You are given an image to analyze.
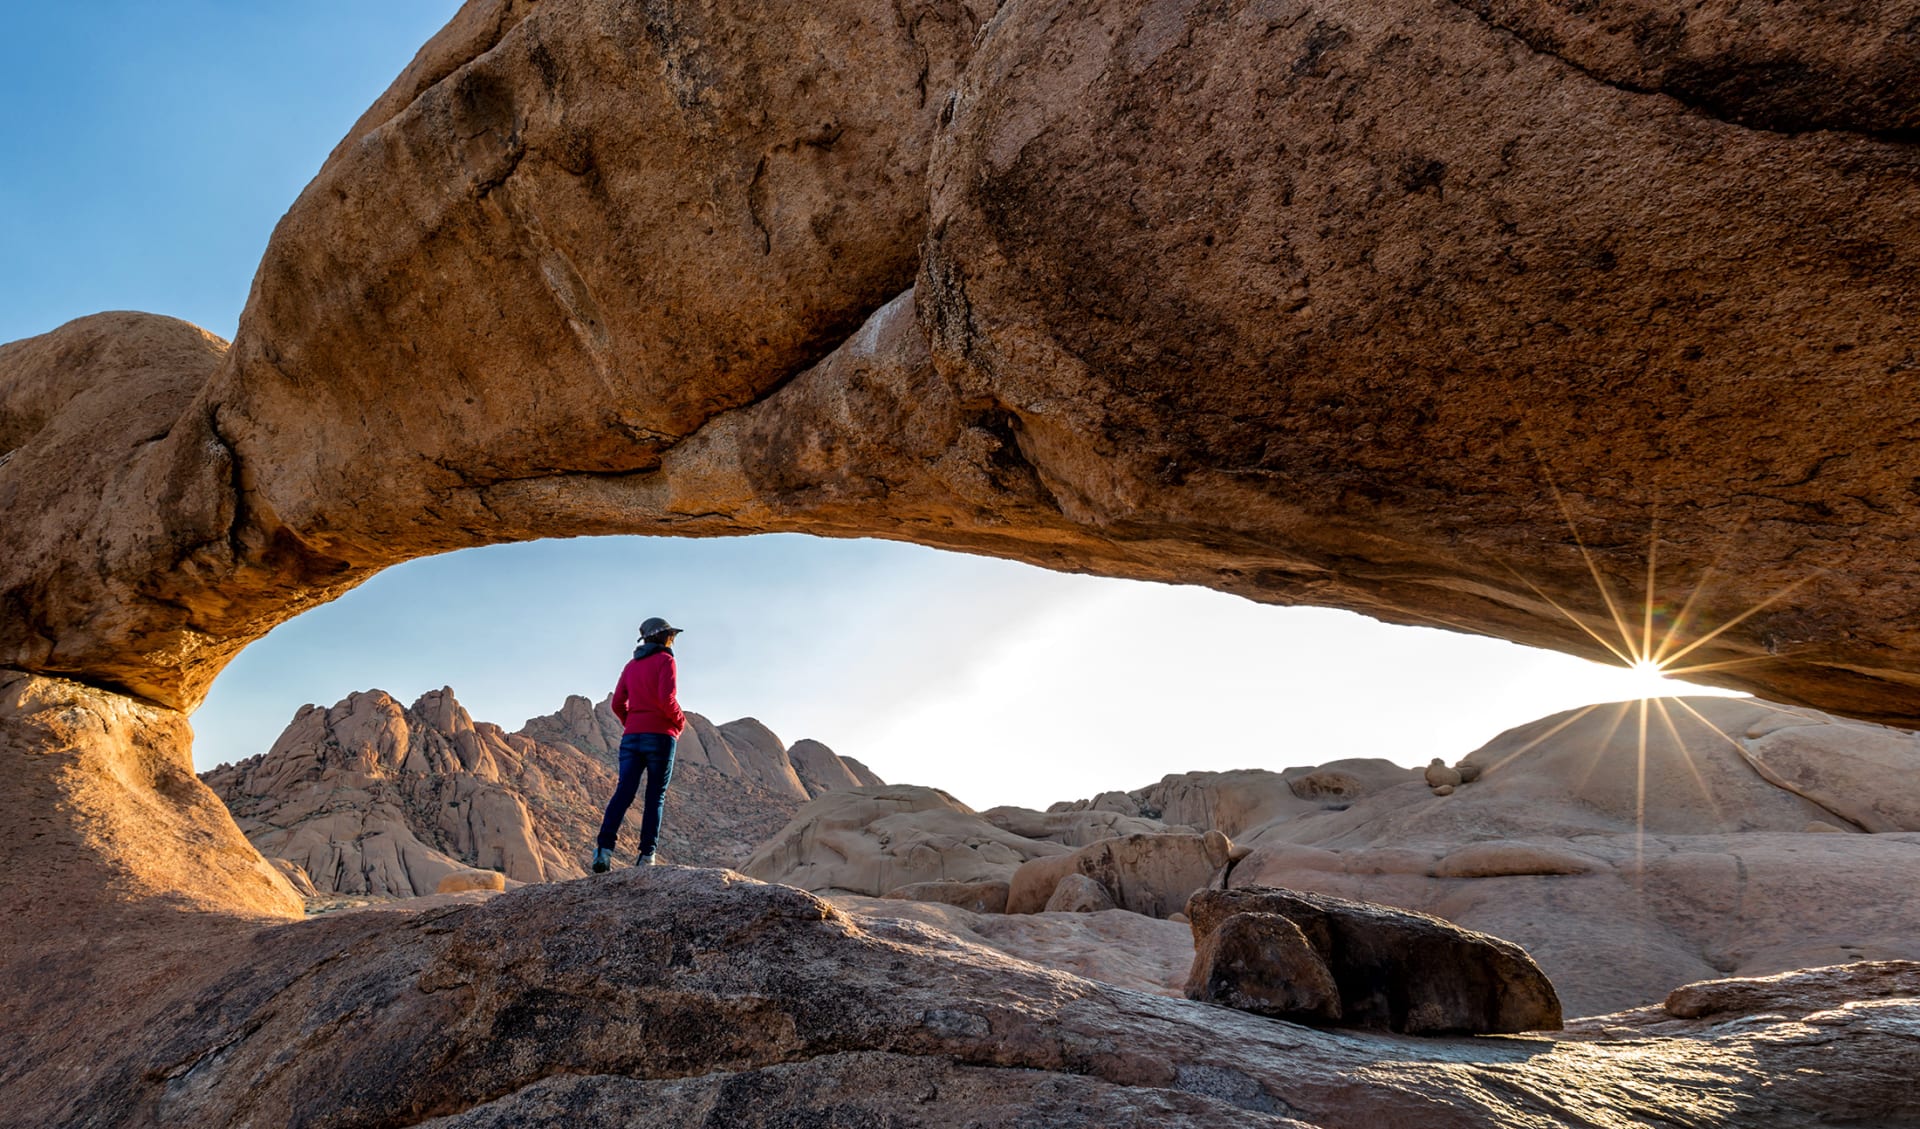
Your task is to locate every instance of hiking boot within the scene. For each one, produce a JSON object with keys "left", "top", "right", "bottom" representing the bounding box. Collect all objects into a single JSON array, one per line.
[
  {"left": 637, "top": 852, "right": 657, "bottom": 867},
  {"left": 591, "top": 847, "right": 613, "bottom": 874}
]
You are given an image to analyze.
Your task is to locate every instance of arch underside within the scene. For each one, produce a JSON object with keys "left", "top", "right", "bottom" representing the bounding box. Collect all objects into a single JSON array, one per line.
[
  {"left": 5, "top": 0, "right": 1917, "bottom": 731},
  {"left": 1, "top": 1, "right": 1918, "bottom": 1120}
]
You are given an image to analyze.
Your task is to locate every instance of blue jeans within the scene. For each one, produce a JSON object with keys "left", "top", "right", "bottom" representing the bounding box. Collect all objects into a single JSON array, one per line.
[{"left": 595, "top": 732, "right": 676, "bottom": 856}]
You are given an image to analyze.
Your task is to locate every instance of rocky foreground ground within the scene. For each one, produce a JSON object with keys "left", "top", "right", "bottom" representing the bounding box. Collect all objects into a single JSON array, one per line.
[
  {"left": 110, "top": 685, "right": 1913, "bottom": 1126},
  {"left": 15, "top": 859, "right": 1920, "bottom": 1129}
]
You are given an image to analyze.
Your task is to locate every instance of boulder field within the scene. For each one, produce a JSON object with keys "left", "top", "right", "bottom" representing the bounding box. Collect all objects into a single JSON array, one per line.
[
  {"left": 733, "top": 693, "right": 1920, "bottom": 1022},
  {"left": 1032, "top": 696, "right": 1920, "bottom": 1015},
  {"left": 10, "top": 851, "right": 1920, "bottom": 1128},
  {"left": 4, "top": 0, "right": 1919, "bottom": 1123}
]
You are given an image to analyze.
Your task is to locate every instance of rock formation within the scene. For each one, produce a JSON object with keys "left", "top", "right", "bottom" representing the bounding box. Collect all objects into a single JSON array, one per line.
[
  {"left": 836, "top": 890, "right": 1198, "bottom": 997},
  {"left": 12, "top": 864, "right": 1920, "bottom": 1129},
  {"left": 881, "top": 879, "right": 1012, "bottom": 915},
  {"left": 1019, "top": 695, "right": 1920, "bottom": 1016},
  {"left": 742, "top": 785, "right": 1070, "bottom": 895},
  {"left": 1225, "top": 697, "right": 1920, "bottom": 1014},
  {"left": 1007, "top": 830, "right": 1236, "bottom": 917},
  {"left": 204, "top": 687, "right": 879, "bottom": 896},
  {"left": 731, "top": 691, "right": 1920, "bottom": 1021},
  {"left": 1187, "top": 887, "right": 1563, "bottom": 1035},
  {"left": 5, "top": 0, "right": 1920, "bottom": 732},
  {"left": 983, "top": 804, "right": 1178, "bottom": 846},
  {"left": 1661, "top": 960, "right": 1920, "bottom": 1022},
  {"left": 1050, "top": 761, "right": 1419, "bottom": 839},
  {"left": 751, "top": 788, "right": 1240, "bottom": 922},
  {"left": 435, "top": 869, "right": 507, "bottom": 895},
  {"left": 1186, "top": 911, "right": 1344, "bottom": 1024},
  {"left": 205, "top": 689, "right": 556, "bottom": 896},
  {"left": 6, "top": 0, "right": 1920, "bottom": 1122},
  {"left": 1044, "top": 872, "right": 1120, "bottom": 913}
]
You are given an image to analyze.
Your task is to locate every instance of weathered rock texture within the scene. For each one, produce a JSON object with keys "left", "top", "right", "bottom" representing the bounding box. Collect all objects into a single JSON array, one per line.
[
  {"left": 204, "top": 687, "right": 878, "bottom": 895},
  {"left": 206, "top": 689, "right": 556, "bottom": 895},
  {"left": 10, "top": 864, "right": 1920, "bottom": 1129},
  {"left": 1051, "top": 761, "right": 1419, "bottom": 839},
  {"left": 882, "top": 878, "right": 1012, "bottom": 914},
  {"left": 0, "top": 0, "right": 1002, "bottom": 711},
  {"left": 834, "top": 892, "right": 1198, "bottom": 997},
  {"left": 1187, "top": 887, "right": 1563, "bottom": 1035},
  {"left": 1007, "top": 830, "right": 1234, "bottom": 917},
  {"left": 1186, "top": 911, "right": 1343, "bottom": 1023},
  {"left": 4, "top": 0, "right": 1920, "bottom": 731},
  {"left": 742, "top": 785, "right": 1069, "bottom": 895},
  {"left": 0, "top": 672, "right": 303, "bottom": 931},
  {"left": 1662, "top": 959, "right": 1920, "bottom": 1022},
  {"left": 917, "top": 0, "right": 1920, "bottom": 725},
  {"left": 1044, "top": 872, "right": 1120, "bottom": 913}
]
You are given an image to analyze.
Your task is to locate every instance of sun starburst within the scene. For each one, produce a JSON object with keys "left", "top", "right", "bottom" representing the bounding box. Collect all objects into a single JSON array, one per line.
[{"left": 1468, "top": 456, "right": 1827, "bottom": 871}]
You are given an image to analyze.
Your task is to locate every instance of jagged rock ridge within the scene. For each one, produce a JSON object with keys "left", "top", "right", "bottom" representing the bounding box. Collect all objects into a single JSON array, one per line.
[{"left": 204, "top": 686, "right": 881, "bottom": 897}]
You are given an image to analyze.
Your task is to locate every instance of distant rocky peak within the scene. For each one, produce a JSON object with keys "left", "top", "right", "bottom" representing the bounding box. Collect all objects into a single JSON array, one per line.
[
  {"left": 207, "top": 683, "right": 887, "bottom": 900},
  {"left": 516, "top": 698, "right": 878, "bottom": 804},
  {"left": 411, "top": 686, "right": 475, "bottom": 737},
  {"left": 517, "top": 694, "right": 623, "bottom": 762}
]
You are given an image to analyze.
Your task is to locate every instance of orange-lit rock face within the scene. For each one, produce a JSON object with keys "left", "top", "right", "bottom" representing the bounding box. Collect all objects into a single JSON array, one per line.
[{"left": 0, "top": 0, "right": 998, "bottom": 710}]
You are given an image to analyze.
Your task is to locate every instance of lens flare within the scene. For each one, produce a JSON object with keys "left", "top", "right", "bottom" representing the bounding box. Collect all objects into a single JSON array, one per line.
[{"left": 1471, "top": 432, "right": 1827, "bottom": 876}]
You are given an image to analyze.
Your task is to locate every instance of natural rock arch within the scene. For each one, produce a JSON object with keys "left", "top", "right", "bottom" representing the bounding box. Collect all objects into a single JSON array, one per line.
[
  {"left": 5, "top": 0, "right": 1918, "bottom": 733},
  {"left": 4, "top": 0, "right": 1917, "bottom": 933},
  {"left": 0, "top": 0, "right": 1915, "bottom": 929}
]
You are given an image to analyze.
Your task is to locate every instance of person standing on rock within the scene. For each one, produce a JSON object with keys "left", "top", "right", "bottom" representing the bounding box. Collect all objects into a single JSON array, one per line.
[{"left": 592, "top": 617, "right": 688, "bottom": 872}]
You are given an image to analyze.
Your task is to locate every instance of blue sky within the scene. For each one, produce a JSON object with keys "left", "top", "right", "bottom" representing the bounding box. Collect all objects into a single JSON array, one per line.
[{"left": 3, "top": 4, "right": 1734, "bottom": 810}]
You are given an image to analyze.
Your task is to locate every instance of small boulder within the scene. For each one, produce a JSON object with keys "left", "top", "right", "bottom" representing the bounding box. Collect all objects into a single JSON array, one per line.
[
  {"left": 1045, "top": 873, "right": 1117, "bottom": 913},
  {"left": 1288, "top": 769, "right": 1365, "bottom": 802},
  {"left": 1187, "top": 886, "right": 1562, "bottom": 1035},
  {"left": 1008, "top": 832, "right": 1228, "bottom": 917},
  {"left": 1424, "top": 758, "right": 1463, "bottom": 789},
  {"left": 1432, "top": 784, "right": 1456, "bottom": 797},
  {"left": 436, "top": 869, "right": 506, "bottom": 894},
  {"left": 1186, "top": 911, "right": 1342, "bottom": 1022},
  {"left": 883, "top": 879, "right": 1010, "bottom": 914}
]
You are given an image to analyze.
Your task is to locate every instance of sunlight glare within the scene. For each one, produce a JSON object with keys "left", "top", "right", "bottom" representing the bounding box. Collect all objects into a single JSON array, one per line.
[{"left": 1624, "top": 657, "right": 1673, "bottom": 700}]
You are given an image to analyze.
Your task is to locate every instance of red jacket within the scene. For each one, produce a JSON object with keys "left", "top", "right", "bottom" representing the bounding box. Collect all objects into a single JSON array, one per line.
[{"left": 612, "top": 650, "right": 686, "bottom": 737}]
